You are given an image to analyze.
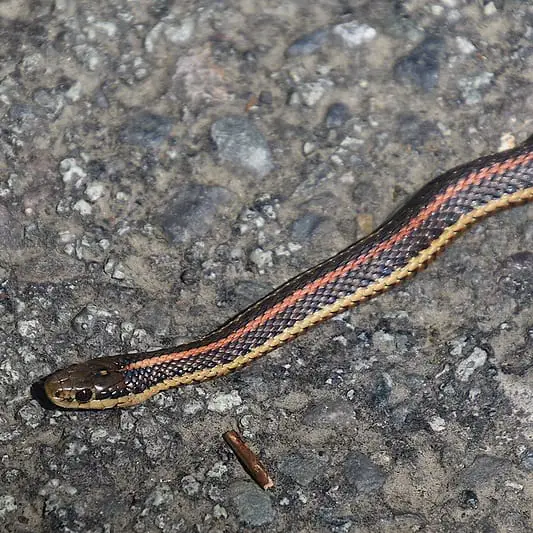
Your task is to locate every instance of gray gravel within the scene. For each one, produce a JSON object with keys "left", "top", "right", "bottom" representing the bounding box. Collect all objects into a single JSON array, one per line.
[
  {"left": 343, "top": 452, "right": 386, "bottom": 495},
  {"left": 1, "top": 1, "right": 533, "bottom": 532},
  {"left": 394, "top": 36, "right": 445, "bottom": 91},
  {"left": 211, "top": 115, "right": 274, "bottom": 178},
  {"left": 158, "top": 182, "right": 235, "bottom": 243},
  {"left": 119, "top": 112, "right": 174, "bottom": 148},
  {"left": 286, "top": 28, "right": 330, "bottom": 58},
  {"left": 325, "top": 102, "right": 352, "bottom": 129}
]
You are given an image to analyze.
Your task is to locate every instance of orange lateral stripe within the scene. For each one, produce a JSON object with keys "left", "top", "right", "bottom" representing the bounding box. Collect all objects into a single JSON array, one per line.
[{"left": 126, "top": 150, "right": 533, "bottom": 370}]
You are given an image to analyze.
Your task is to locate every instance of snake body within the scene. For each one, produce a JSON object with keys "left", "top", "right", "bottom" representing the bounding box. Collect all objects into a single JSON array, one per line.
[{"left": 45, "top": 135, "right": 533, "bottom": 409}]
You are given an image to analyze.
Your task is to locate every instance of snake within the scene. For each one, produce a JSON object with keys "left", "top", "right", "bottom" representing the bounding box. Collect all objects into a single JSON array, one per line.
[{"left": 44, "top": 134, "right": 533, "bottom": 409}]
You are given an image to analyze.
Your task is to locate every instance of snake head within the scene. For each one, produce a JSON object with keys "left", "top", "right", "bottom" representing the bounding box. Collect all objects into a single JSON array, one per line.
[{"left": 44, "top": 356, "right": 131, "bottom": 409}]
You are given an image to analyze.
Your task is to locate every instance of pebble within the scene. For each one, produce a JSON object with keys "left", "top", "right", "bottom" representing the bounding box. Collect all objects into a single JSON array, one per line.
[
  {"left": 207, "top": 391, "right": 242, "bottom": 413},
  {"left": 181, "top": 475, "right": 200, "bottom": 496},
  {"left": 17, "top": 402, "right": 43, "bottom": 429},
  {"left": 286, "top": 28, "right": 329, "bottom": 56},
  {"left": 182, "top": 400, "right": 204, "bottom": 416},
  {"left": 206, "top": 462, "right": 228, "bottom": 479},
  {"left": 119, "top": 112, "right": 173, "bottom": 147},
  {"left": 225, "top": 280, "right": 272, "bottom": 308},
  {"left": 461, "top": 490, "right": 479, "bottom": 509},
  {"left": 103, "top": 258, "right": 126, "bottom": 280},
  {"left": 396, "top": 114, "right": 440, "bottom": 148},
  {"left": 332, "top": 21, "right": 377, "bottom": 48},
  {"left": 357, "top": 213, "right": 374, "bottom": 234},
  {"left": 173, "top": 48, "right": 229, "bottom": 105},
  {"left": 498, "top": 251, "right": 533, "bottom": 301},
  {"left": 343, "top": 452, "right": 386, "bottom": 493},
  {"left": 73, "top": 43, "right": 102, "bottom": 71},
  {"left": 85, "top": 182, "right": 104, "bottom": 202},
  {"left": 290, "top": 213, "right": 326, "bottom": 241},
  {"left": 461, "top": 455, "right": 509, "bottom": 484},
  {"left": 0, "top": 495, "right": 16, "bottom": 517},
  {"left": 145, "top": 16, "right": 195, "bottom": 53},
  {"left": 17, "top": 319, "right": 43, "bottom": 338},
  {"left": 484, "top": 2, "right": 498, "bottom": 15},
  {"left": 521, "top": 450, "right": 533, "bottom": 471},
  {"left": 180, "top": 269, "right": 199, "bottom": 286},
  {"left": 87, "top": 159, "right": 107, "bottom": 181},
  {"left": 144, "top": 484, "right": 174, "bottom": 509},
  {"left": 458, "top": 72, "right": 494, "bottom": 105},
  {"left": 230, "top": 482, "right": 275, "bottom": 527},
  {"left": 158, "top": 182, "right": 234, "bottom": 244},
  {"left": 455, "top": 347, "right": 487, "bottom": 382},
  {"left": 258, "top": 90, "right": 272, "bottom": 105},
  {"left": 164, "top": 17, "right": 196, "bottom": 44},
  {"left": 8, "top": 104, "right": 42, "bottom": 136},
  {"left": 206, "top": 484, "right": 223, "bottom": 502},
  {"left": 302, "top": 141, "right": 315, "bottom": 155},
  {"left": 456, "top": 36, "right": 476, "bottom": 55},
  {"left": 90, "top": 428, "right": 114, "bottom": 446},
  {"left": 136, "top": 419, "right": 176, "bottom": 461},
  {"left": 71, "top": 305, "right": 98, "bottom": 335},
  {"left": 280, "top": 453, "right": 323, "bottom": 486},
  {"left": 211, "top": 116, "right": 273, "bottom": 178},
  {"left": 303, "top": 400, "right": 354, "bottom": 427},
  {"left": 93, "top": 87, "right": 109, "bottom": 108},
  {"left": 60, "top": 158, "right": 87, "bottom": 186},
  {"left": 372, "top": 329, "right": 410, "bottom": 356},
  {"left": 33, "top": 87, "right": 64, "bottom": 118},
  {"left": 394, "top": 36, "right": 445, "bottom": 91},
  {"left": 428, "top": 416, "right": 446, "bottom": 432},
  {"left": 213, "top": 504, "right": 228, "bottom": 519},
  {"left": 504, "top": 480, "right": 523, "bottom": 492},
  {"left": 73, "top": 199, "right": 92, "bottom": 216},
  {"left": 249, "top": 248, "right": 273, "bottom": 271},
  {"left": 371, "top": 373, "right": 393, "bottom": 408},
  {"left": 325, "top": 102, "right": 351, "bottom": 128},
  {"left": 296, "top": 81, "right": 332, "bottom": 107}
]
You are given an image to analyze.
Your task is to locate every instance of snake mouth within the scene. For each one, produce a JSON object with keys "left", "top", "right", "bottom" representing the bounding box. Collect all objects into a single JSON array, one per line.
[{"left": 43, "top": 375, "right": 126, "bottom": 409}]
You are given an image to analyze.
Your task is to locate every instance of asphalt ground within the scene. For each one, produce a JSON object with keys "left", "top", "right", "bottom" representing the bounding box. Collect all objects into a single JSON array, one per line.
[{"left": 0, "top": 1, "right": 532, "bottom": 532}]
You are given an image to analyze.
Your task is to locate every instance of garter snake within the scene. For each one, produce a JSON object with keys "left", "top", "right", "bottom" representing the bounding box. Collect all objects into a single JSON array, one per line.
[{"left": 44, "top": 135, "right": 533, "bottom": 409}]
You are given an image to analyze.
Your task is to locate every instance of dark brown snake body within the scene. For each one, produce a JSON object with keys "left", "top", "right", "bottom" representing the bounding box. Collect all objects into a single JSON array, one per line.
[{"left": 44, "top": 135, "right": 533, "bottom": 409}]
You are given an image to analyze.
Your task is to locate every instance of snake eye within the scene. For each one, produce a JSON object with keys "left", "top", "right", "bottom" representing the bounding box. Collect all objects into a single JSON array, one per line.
[{"left": 75, "top": 388, "right": 93, "bottom": 403}]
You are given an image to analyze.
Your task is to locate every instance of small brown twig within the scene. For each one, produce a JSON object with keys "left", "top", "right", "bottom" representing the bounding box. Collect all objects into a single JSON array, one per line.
[{"left": 223, "top": 430, "right": 274, "bottom": 490}]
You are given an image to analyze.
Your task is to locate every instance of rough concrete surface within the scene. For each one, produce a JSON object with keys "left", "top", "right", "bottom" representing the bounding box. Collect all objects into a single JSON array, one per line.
[{"left": 0, "top": 1, "right": 532, "bottom": 532}]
